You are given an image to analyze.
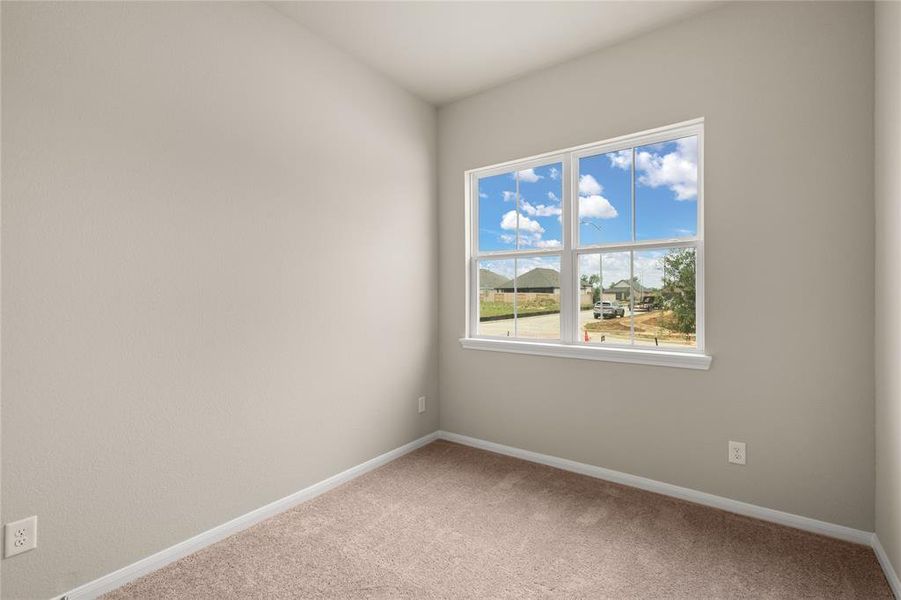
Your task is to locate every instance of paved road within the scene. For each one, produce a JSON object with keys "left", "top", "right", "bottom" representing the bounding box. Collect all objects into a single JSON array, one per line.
[
  {"left": 478, "top": 308, "right": 693, "bottom": 348},
  {"left": 480, "top": 309, "right": 620, "bottom": 339}
]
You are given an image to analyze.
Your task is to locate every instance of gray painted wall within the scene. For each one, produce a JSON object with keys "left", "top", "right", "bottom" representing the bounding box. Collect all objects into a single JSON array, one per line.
[
  {"left": 876, "top": 0, "right": 901, "bottom": 582},
  {"left": 438, "top": 1, "right": 875, "bottom": 531},
  {"left": 1, "top": 3, "right": 437, "bottom": 598}
]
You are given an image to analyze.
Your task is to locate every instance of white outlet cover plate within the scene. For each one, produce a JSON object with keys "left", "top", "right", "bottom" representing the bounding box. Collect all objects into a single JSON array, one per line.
[
  {"left": 418, "top": 396, "right": 426, "bottom": 413},
  {"left": 728, "top": 441, "right": 747, "bottom": 465},
  {"left": 5, "top": 515, "right": 37, "bottom": 557}
]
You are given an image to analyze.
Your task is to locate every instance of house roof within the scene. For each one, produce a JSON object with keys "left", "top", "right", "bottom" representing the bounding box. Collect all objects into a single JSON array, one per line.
[
  {"left": 498, "top": 267, "right": 560, "bottom": 290},
  {"left": 607, "top": 278, "right": 650, "bottom": 293},
  {"left": 479, "top": 269, "right": 510, "bottom": 290}
]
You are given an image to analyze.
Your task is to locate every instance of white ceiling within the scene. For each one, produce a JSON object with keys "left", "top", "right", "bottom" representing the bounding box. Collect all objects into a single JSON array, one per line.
[{"left": 270, "top": 1, "right": 719, "bottom": 105}]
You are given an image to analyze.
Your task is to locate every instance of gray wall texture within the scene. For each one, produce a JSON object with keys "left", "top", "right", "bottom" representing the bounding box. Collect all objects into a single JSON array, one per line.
[
  {"left": 438, "top": 1, "right": 875, "bottom": 532},
  {"left": 875, "top": 0, "right": 901, "bottom": 584},
  {"left": 1, "top": 3, "right": 437, "bottom": 598}
]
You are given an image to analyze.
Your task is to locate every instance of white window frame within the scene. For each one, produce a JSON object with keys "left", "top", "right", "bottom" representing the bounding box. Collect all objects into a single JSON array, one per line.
[{"left": 461, "top": 118, "right": 711, "bottom": 370}]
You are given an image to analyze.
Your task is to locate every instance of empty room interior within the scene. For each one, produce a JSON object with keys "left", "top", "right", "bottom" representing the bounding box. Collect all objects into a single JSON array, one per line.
[{"left": 2, "top": 1, "right": 901, "bottom": 598}]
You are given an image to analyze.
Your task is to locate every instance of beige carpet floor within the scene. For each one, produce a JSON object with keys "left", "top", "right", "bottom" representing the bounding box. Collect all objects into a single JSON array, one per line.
[{"left": 104, "top": 440, "right": 892, "bottom": 599}]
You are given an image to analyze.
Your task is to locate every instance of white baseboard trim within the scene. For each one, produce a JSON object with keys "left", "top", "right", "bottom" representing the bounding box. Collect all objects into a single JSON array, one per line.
[
  {"left": 873, "top": 534, "right": 901, "bottom": 599},
  {"left": 59, "top": 431, "right": 440, "bottom": 600},
  {"left": 437, "top": 430, "right": 873, "bottom": 546},
  {"left": 440, "top": 430, "right": 901, "bottom": 596},
  {"left": 57, "top": 429, "right": 898, "bottom": 600}
]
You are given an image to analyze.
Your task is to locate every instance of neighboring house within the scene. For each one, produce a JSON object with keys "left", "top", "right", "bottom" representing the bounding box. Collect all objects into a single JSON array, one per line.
[
  {"left": 606, "top": 278, "right": 656, "bottom": 303},
  {"left": 496, "top": 267, "right": 560, "bottom": 293},
  {"left": 479, "top": 269, "right": 509, "bottom": 290},
  {"left": 486, "top": 269, "right": 650, "bottom": 303},
  {"left": 580, "top": 281, "right": 614, "bottom": 307},
  {"left": 580, "top": 282, "right": 594, "bottom": 308}
]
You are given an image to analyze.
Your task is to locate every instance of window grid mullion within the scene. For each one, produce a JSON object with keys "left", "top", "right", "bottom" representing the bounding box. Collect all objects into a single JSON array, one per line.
[
  {"left": 631, "top": 147, "right": 636, "bottom": 242},
  {"left": 560, "top": 154, "right": 573, "bottom": 344},
  {"left": 469, "top": 119, "right": 703, "bottom": 353},
  {"left": 515, "top": 172, "right": 520, "bottom": 251},
  {"left": 513, "top": 258, "right": 518, "bottom": 338},
  {"left": 629, "top": 251, "right": 635, "bottom": 345},
  {"left": 629, "top": 147, "right": 636, "bottom": 345}
]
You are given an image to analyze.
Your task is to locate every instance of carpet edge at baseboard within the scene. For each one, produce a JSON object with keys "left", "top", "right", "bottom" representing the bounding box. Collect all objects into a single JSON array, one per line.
[
  {"left": 59, "top": 429, "right": 893, "bottom": 600},
  {"left": 437, "top": 430, "right": 873, "bottom": 545},
  {"left": 57, "top": 431, "right": 441, "bottom": 600}
]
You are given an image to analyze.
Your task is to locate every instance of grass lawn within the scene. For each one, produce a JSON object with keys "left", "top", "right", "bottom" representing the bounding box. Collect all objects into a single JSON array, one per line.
[{"left": 479, "top": 298, "right": 560, "bottom": 320}]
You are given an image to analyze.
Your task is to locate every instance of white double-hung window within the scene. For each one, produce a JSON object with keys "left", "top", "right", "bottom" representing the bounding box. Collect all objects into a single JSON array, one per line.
[{"left": 462, "top": 119, "right": 711, "bottom": 369}]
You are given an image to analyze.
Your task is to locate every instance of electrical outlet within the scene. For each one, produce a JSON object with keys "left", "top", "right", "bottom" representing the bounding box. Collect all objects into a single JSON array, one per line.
[
  {"left": 5, "top": 516, "right": 37, "bottom": 557},
  {"left": 418, "top": 396, "right": 426, "bottom": 414},
  {"left": 728, "top": 441, "right": 747, "bottom": 465}
]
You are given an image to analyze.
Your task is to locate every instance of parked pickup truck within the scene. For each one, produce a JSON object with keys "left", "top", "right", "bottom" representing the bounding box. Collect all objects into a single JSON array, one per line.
[
  {"left": 593, "top": 301, "right": 625, "bottom": 319},
  {"left": 635, "top": 297, "right": 657, "bottom": 312}
]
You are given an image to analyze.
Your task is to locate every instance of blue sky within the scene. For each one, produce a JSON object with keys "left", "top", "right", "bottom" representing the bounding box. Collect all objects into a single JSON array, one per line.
[
  {"left": 633, "top": 137, "right": 698, "bottom": 240},
  {"left": 578, "top": 153, "right": 631, "bottom": 245},
  {"left": 477, "top": 136, "right": 698, "bottom": 252},
  {"left": 478, "top": 163, "right": 563, "bottom": 252},
  {"left": 578, "top": 136, "right": 698, "bottom": 243}
]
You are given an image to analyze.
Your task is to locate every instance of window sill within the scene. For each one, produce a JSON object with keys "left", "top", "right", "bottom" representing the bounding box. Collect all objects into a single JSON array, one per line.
[{"left": 459, "top": 337, "right": 712, "bottom": 370}]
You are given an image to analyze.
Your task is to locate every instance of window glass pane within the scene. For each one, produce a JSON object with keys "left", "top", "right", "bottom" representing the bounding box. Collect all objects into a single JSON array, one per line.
[
  {"left": 578, "top": 150, "right": 632, "bottom": 246},
  {"left": 514, "top": 256, "right": 561, "bottom": 340},
  {"left": 473, "top": 127, "right": 703, "bottom": 356},
  {"left": 633, "top": 248, "right": 697, "bottom": 348},
  {"left": 515, "top": 163, "right": 563, "bottom": 250},
  {"left": 478, "top": 172, "right": 517, "bottom": 252},
  {"left": 579, "top": 252, "right": 632, "bottom": 345},
  {"left": 478, "top": 163, "right": 563, "bottom": 253},
  {"left": 477, "top": 259, "right": 516, "bottom": 337},
  {"left": 635, "top": 136, "right": 698, "bottom": 241}
]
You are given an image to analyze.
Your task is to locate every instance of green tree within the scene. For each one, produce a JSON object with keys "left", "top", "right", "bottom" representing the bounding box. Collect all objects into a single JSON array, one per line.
[{"left": 661, "top": 248, "right": 696, "bottom": 335}]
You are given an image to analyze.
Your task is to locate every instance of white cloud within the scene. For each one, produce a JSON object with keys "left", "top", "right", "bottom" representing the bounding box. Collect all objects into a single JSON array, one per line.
[
  {"left": 479, "top": 192, "right": 488, "bottom": 198},
  {"left": 579, "top": 195, "right": 619, "bottom": 219},
  {"left": 635, "top": 137, "right": 698, "bottom": 200},
  {"left": 601, "top": 252, "right": 632, "bottom": 284},
  {"left": 516, "top": 168, "right": 543, "bottom": 183},
  {"left": 579, "top": 174, "right": 602, "bottom": 196},
  {"left": 480, "top": 259, "right": 515, "bottom": 279},
  {"left": 500, "top": 210, "right": 543, "bottom": 234},
  {"left": 579, "top": 251, "right": 665, "bottom": 289},
  {"left": 633, "top": 251, "right": 666, "bottom": 288},
  {"left": 548, "top": 167, "right": 560, "bottom": 180},
  {"left": 605, "top": 138, "right": 698, "bottom": 199},
  {"left": 500, "top": 211, "right": 518, "bottom": 231},
  {"left": 496, "top": 183, "right": 565, "bottom": 247},
  {"left": 577, "top": 174, "right": 618, "bottom": 220},
  {"left": 608, "top": 149, "right": 632, "bottom": 170},
  {"left": 517, "top": 255, "right": 560, "bottom": 273},
  {"left": 499, "top": 210, "right": 551, "bottom": 248},
  {"left": 676, "top": 137, "right": 697, "bottom": 161},
  {"left": 520, "top": 199, "right": 562, "bottom": 218},
  {"left": 513, "top": 232, "right": 546, "bottom": 248}
]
